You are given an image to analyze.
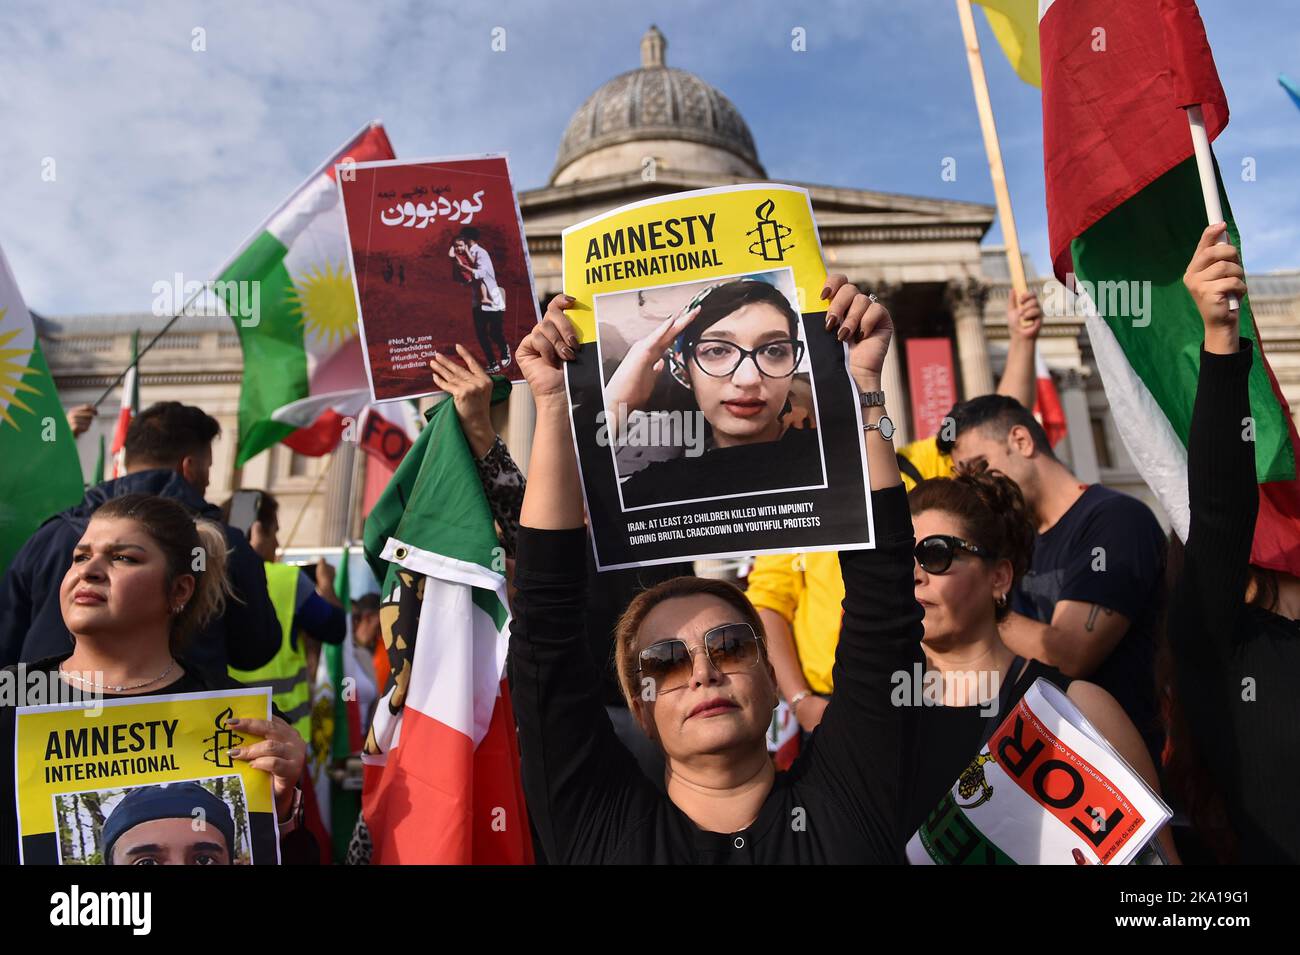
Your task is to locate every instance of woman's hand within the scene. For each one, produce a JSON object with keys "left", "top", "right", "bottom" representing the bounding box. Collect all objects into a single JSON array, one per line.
[
  {"left": 1184, "top": 222, "right": 1246, "bottom": 355},
  {"left": 516, "top": 294, "right": 582, "bottom": 409},
  {"left": 602, "top": 305, "right": 698, "bottom": 433},
  {"left": 430, "top": 344, "right": 496, "bottom": 458},
  {"left": 823, "top": 274, "right": 893, "bottom": 392},
  {"left": 226, "top": 716, "right": 307, "bottom": 821}
]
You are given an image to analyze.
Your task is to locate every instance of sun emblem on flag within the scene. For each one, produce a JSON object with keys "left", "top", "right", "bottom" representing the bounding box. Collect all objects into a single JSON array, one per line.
[
  {"left": 0, "top": 306, "right": 42, "bottom": 431},
  {"left": 289, "top": 261, "right": 359, "bottom": 347}
]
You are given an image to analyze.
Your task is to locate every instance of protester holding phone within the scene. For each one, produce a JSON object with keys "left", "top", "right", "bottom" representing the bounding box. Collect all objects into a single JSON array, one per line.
[
  {"left": 507, "top": 275, "right": 925, "bottom": 863},
  {"left": 220, "top": 490, "right": 347, "bottom": 741}
]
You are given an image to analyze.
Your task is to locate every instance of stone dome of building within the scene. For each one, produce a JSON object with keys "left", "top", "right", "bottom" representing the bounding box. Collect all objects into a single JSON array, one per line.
[{"left": 550, "top": 26, "right": 765, "bottom": 185}]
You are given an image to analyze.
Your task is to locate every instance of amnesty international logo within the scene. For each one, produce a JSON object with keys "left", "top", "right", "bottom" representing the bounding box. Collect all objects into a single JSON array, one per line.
[
  {"left": 747, "top": 199, "right": 794, "bottom": 262},
  {"left": 203, "top": 707, "right": 246, "bottom": 768}
]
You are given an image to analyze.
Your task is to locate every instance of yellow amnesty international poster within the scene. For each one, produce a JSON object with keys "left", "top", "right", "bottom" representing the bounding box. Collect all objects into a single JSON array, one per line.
[
  {"left": 562, "top": 183, "right": 874, "bottom": 570},
  {"left": 14, "top": 688, "right": 278, "bottom": 865}
]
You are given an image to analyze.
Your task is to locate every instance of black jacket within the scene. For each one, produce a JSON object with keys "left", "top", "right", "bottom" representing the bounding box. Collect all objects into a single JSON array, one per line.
[{"left": 0, "top": 469, "right": 280, "bottom": 680}]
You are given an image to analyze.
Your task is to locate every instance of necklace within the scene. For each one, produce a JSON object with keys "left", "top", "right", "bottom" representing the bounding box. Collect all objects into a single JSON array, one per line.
[{"left": 59, "top": 660, "right": 177, "bottom": 693}]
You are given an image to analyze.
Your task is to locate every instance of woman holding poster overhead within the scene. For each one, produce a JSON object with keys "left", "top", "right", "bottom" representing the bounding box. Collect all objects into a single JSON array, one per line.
[
  {"left": 0, "top": 494, "right": 309, "bottom": 865},
  {"left": 509, "top": 276, "right": 926, "bottom": 863},
  {"left": 603, "top": 277, "right": 823, "bottom": 508}
]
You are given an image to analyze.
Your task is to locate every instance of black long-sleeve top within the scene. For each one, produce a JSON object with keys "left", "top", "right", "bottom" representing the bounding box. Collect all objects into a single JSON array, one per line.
[
  {"left": 1170, "top": 341, "right": 1300, "bottom": 863},
  {"left": 508, "top": 485, "right": 925, "bottom": 864}
]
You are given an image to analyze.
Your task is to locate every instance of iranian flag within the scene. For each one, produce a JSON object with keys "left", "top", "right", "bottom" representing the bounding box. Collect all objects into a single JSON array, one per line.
[
  {"left": 0, "top": 243, "right": 83, "bottom": 576},
  {"left": 361, "top": 380, "right": 532, "bottom": 864},
  {"left": 219, "top": 121, "right": 395, "bottom": 466},
  {"left": 1042, "top": 0, "right": 1300, "bottom": 574},
  {"left": 1034, "top": 350, "right": 1067, "bottom": 448},
  {"left": 109, "top": 329, "right": 139, "bottom": 478}
]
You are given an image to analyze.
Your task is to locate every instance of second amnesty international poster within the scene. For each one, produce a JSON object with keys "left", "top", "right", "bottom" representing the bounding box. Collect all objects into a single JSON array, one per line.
[
  {"left": 563, "top": 184, "right": 874, "bottom": 570},
  {"left": 339, "top": 154, "right": 541, "bottom": 403},
  {"left": 14, "top": 688, "right": 279, "bottom": 865}
]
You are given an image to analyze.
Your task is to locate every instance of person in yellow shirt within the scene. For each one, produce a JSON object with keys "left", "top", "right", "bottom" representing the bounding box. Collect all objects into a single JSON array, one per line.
[{"left": 747, "top": 288, "right": 1044, "bottom": 731}]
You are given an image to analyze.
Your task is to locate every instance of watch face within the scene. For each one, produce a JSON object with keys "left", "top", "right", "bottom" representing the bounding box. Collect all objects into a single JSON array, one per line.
[{"left": 878, "top": 415, "right": 895, "bottom": 440}]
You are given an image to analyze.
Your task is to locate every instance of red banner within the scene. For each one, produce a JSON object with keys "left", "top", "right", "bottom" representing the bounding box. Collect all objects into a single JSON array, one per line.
[{"left": 905, "top": 338, "right": 958, "bottom": 440}]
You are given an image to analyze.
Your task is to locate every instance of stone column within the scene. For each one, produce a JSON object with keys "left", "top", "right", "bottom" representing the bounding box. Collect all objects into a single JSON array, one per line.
[
  {"left": 947, "top": 279, "right": 994, "bottom": 398},
  {"left": 321, "top": 439, "right": 357, "bottom": 545},
  {"left": 504, "top": 381, "right": 536, "bottom": 476},
  {"left": 1059, "top": 368, "right": 1100, "bottom": 484}
]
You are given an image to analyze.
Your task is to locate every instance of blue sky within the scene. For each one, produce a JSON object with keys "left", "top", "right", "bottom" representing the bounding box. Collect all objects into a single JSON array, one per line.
[{"left": 2, "top": 0, "right": 1297, "bottom": 315}]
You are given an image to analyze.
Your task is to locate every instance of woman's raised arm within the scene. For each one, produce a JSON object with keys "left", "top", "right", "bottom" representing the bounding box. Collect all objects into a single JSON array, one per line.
[{"left": 517, "top": 294, "right": 586, "bottom": 530}]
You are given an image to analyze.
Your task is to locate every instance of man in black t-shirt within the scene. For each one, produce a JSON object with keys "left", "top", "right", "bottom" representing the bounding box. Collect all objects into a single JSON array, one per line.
[{"left": 939, "top": 395, "right": 1166, "bottom": 762}]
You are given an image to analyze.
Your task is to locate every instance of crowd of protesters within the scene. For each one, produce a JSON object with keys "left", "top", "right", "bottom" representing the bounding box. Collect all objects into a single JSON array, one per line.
[{"left": 2, "top": 230, "right": 1296, "bottom": 865}]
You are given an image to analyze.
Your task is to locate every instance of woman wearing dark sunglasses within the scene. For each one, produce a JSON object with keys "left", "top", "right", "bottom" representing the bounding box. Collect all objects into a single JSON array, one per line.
[
  {"left": 606, "top": 278, "right": 823, "bottom": 508},
  {"left": 907, "top": 469, "right": 1179, "bottom": 861},
  {"left": 508, "top": 275, "right": 922, "bottom": 863}
]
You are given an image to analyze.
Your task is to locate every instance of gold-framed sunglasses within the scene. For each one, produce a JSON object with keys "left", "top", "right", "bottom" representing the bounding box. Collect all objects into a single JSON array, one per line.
[{"left": 636, "top": 622, "right": 763, "bottom": 694}]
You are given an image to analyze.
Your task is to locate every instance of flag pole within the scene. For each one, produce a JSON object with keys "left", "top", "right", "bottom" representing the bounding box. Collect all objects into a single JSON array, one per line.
[
  {"left": 280, "top": 454, "right": 332, "bottom": 552},
  {"left": 1185, "top": 105, "right": 1240, "bottom": 312},
  {"left": 955, "top": 0, "right": 1029, "bottom": 297},
  {"left": 89, "top": 286, "right": 205, "bottom": 410}
]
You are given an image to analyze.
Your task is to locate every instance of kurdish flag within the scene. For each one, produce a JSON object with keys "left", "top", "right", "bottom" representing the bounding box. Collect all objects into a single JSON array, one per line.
[
  {"left": 1043, "top": 0, "right": 1300, "bottom": 575},
  {"left": 973, "top": 0, "right": 1042, "bottom": 87},
  {"left": 361, "top": 380, "right": 532, "bottom": 864},
  {"left": 220, "top": 122, "right": 394, "bottom": 466},
  {"left": 0, "top": 244, "right": 83, "bottom": 576}
]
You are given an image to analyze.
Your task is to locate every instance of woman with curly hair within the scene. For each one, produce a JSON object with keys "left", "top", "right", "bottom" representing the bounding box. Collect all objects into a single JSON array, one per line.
[{"left": 906, "top": 468, "right": 1179, "bottom": 861}]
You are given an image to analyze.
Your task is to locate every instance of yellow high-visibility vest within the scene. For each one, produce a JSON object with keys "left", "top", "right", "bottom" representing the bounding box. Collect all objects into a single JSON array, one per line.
[{"left": 229, "top": 561, "right": 311, "bottom": 739}]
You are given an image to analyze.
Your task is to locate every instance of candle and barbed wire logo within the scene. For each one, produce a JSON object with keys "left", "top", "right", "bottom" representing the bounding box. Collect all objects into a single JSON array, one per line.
[
  {"left": 747, "top": 199, "right": 793, "bottom": 261},
  {"left": 203, "top": 707, "right": 245, "bottom": 768}
]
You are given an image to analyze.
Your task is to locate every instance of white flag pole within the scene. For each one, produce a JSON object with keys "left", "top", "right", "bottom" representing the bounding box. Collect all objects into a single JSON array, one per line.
[{"left": 1185, "top": 105, "right": 1240, "bottom": 312}]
